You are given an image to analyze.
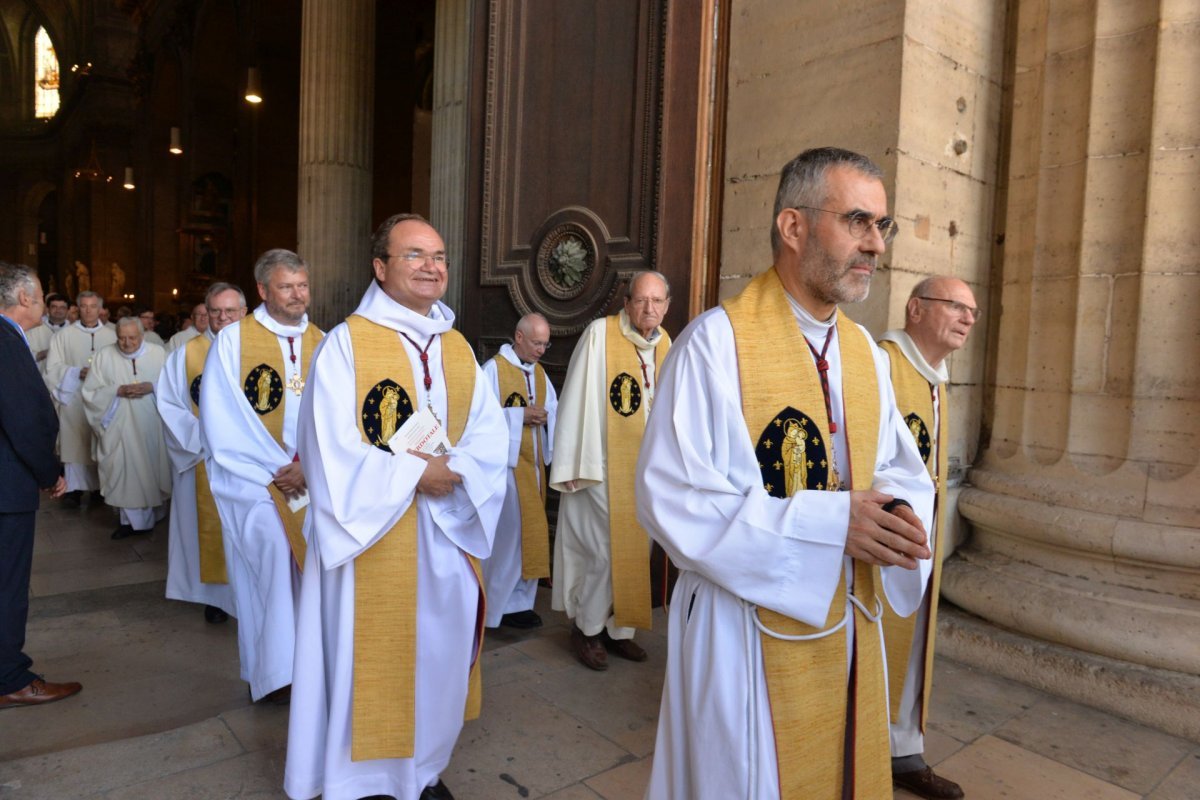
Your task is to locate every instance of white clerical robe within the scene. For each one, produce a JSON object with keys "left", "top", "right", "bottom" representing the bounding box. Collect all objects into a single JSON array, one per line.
[
  {"left": 878, "top": 328, "right": 949, "bottom": 759},
  {"left": 636, "top": 302, "right": 935, "bottom": 800},
  {"left": 156, "top": 330, "right": 236, "bottom": 616},
  {"left": 549, "top": 309, "right": 662, "bottom": 640},
  {"left": 45, "top": 321, "right": 117, "bottom": 491},
  {"left": 81, "top": 341, "right": 172, "bottom": 523},
  {"left": 25, "top": 323, "right": 59, "bottom": 373},
  {"left": 285, "top": 281, "right": 507, "bottom": 800},
  {"left": 166, "top": 327, "right": 201, "bottom": 353},
  {"left": 200, "top": 304, "right": 313, "bottom": 699},
  {"left": 480, "top": 343, "right": 559, "bottom": 626}
]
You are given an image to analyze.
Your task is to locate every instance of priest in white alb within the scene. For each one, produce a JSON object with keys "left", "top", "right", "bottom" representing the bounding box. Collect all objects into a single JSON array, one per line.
[
  {"left": 200, "top": 250, "right": 321, "bottom": 702},
  {"left": 636, "top": 148, "right": 935, "bottom": 800},
  {"left": 25, "top": 292, "right": 69, "bottom": 371},
  {"left": 481, "top": 312, "right": 558, "bottom": 630},
  {"left": 81, "top": 317, "right": 171, "bottom": 539},
  {"left": 156, "top": 283, "right": 245, "bottom": 625},
  {"left": 166, "top": 302, "right": 209, "bottom": 353},
  {"left": 285, "top": 213, "right": 507, "bottom": 800},
  {"left": 44, "top": 291, "right": 116, "bottom": 499},
  {"left": 549, "top": 271, "right": 672, "bottom": 671}
]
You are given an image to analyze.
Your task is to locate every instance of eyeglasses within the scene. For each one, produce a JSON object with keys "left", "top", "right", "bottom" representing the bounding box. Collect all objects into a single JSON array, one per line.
[
  {"left": 207, "top": 307, "right": 242, "bottom": 319},
  {"left": 627, "top": 296, "right": 669, "bottom": 309},
  {"left": 388, "top": 251, "right": 448, "bottom": 266},
  {"left": 527, "top": 340, "right": 551, "bottom": 350},
  {"left": 791, "top": 206, "right": 899, "bottom": 245},
  {"left": 918, "top": 296, "right": 981, "bottom": 321}
]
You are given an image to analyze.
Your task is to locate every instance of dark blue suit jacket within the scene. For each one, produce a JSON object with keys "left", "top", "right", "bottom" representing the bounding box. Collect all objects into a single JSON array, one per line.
[{"left": 0, "top": 317, "right": 62, "bottom": 512}]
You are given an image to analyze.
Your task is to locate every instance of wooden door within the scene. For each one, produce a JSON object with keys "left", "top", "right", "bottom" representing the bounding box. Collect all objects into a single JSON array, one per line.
[{"left": 461, "top": 0, "right": 708, "bottom": 384}]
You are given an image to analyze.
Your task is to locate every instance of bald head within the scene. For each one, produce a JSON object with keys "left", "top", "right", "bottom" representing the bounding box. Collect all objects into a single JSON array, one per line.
[
  {"left": 513, "top": 313, "right": 551, "bottom": 364},
  {"left": 904, "top": 276, "right": 979, "bottom": 367}
]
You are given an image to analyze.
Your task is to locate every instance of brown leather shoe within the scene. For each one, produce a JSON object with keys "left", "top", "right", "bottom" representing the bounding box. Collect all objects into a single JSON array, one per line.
[
  {"left": 893, "top": 766, "right": 964, "bottom": 799},
  {"left": 600, "top": 630, "right": 648, "bottom": 662},
  {"left": 570, "top": 625, "right": 608, "bottom": 671},
  {"left": 0, "top": 678, "right": 82, "bottom": 709}
]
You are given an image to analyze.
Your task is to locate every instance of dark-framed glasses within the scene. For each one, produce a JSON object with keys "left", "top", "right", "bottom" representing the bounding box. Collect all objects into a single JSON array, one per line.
[
  {"left": 792, "top": 206, "right": 899, "bottom": 245},
  {"left": 388, "top": 251, "right": 448, "bottom": 266},
  {"left": 918, "top": 296, "right": 982, "bottom": 322}
]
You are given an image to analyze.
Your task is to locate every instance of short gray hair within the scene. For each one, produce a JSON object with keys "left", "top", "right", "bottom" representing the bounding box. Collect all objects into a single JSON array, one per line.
[
  {"left": 771, "top": 147, "right": 884, "bottom": 256},
  {"left": 77, "top": 290, "right": 104, "bottom": 307},
  {"left": 253, "top": 249, "right": 308, "bottom": 285},
  {"left": 0, "top": 261, "right": 38, "bottom": 308},
  {"left": 625, "top": 270, "right": 671, "bottom": 300},
  {"left": 116, "top": 316, "right": 144, "bottom": 334},
  {"left": 205, "top": 281, "right": 246, "bottom": 308}
]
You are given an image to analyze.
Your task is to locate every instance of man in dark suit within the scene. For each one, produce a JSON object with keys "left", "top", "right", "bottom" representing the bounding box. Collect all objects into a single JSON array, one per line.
[{"left": 0, "top": 261, "right": 82, "bottom": 709}]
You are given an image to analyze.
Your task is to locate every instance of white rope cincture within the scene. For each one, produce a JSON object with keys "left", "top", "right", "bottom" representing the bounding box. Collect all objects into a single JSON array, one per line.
[{"left": 750, "top": 594, "right": 882, "bottom": 641}]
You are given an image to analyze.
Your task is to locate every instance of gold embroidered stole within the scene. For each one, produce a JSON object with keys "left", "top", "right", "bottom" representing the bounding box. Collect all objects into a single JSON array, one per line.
[
  {"left": 239, "top": 316, "right": 322, "bottom": 570},
  {"left": 184, "top": 335, "right": 227, "bottom": 584},
  {"left": 878, "top": 339, "right": 948, "bottom": 730},
  {"left": 604, "top": 315, "right": 671, "bottom": 631},
  {"left": 723, "top": 267, "right": 890, "bottom": 800},
  {"left": 495, "top": 357, "right": 551, "bottom": 579},
  {"left": 347, "top": 315, "right": 483, "bottom": 762}
]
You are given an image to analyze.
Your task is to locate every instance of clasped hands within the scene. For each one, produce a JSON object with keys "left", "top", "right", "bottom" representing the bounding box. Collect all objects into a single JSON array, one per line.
[
  {"left": 408, "top": 450, "right": 462, "bottom": 497},
  {"left": 116, "top": 382, "right": 154, "bottom": 398},
  {"left": 272, "top": 461, "right": 307, "bottom": 499},
  {"left": 845, "top": 489, "right": 931, "bottom": 570},
  {"left": 522, "top": 404, "right": 548, "bottom": 427}
]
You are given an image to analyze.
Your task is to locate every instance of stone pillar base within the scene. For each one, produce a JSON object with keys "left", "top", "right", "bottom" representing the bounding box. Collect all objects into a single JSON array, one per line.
[{"left": 936, "top": 604, "right": 1200, "bottom": 743}]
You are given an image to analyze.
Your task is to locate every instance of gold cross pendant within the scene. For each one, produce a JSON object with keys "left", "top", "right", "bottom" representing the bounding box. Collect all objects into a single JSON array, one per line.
[{"left": 286, "top": 373, "right": 305, "bottom": 396}]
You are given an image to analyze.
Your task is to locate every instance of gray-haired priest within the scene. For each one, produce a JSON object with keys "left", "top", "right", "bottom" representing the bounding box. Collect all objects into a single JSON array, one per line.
[
  {"left": 285, "top": 214, "right": 507, "bottom": 800},
  {"left": 81, "top": 317, "right": 171, "bottom": 539},
  {"left": 200, "top": 250, "right": 321, "bottom": 703},
  {"left": 635, "top": 147, "right": 934, "bottom": 799}
]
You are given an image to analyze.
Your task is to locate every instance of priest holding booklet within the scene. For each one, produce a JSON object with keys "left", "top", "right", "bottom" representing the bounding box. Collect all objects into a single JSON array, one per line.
[{"left": 285, "top": 213, "right": 508, "bottom": 800}]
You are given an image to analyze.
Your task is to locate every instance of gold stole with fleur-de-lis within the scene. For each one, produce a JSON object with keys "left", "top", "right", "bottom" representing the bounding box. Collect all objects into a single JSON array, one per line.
[{"left": 494, "top": 356, "right": 551, "bottom": 579}]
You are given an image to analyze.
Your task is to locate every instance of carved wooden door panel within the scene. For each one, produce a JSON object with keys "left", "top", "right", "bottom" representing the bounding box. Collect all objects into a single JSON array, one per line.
[{"left": 462, "top": 0, "right": 702, "bottom": 384}]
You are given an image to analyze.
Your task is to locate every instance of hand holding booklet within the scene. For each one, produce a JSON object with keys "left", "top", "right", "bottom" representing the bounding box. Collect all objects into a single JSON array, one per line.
[{"left": 387, "top": 406, "right": 451, "bottom": 456}]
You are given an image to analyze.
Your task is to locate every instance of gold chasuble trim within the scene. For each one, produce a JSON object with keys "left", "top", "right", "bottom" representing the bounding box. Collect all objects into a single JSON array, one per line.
[
  {"left": 185, "top": 335, "right": 227, "bottom": 584},
  {"left": 495, "top": 358, "right": 550, "bottom": 580},
  {"left": 604, "top": 315, "right": 670, "bottom": 631},
  {"left": 347, "top": 315, "right": 483, "bottom": 762},
  {"left": 723, "top": 267, "right": 890, "bottom": 800},
  {"left": 239, "top": 316, "right": 322, "bottom": 570},
  {"left": 878, "top": 339, "right": 948, "bottom": 730}
]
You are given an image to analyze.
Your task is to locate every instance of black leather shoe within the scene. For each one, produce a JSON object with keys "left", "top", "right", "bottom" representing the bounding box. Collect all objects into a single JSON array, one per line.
[
  {"left": 204, "top": 605, "right": 229, "bottom": 624},
  {"left": 893, "top": 766, "right": 965, "bottom": 799},
  {"left": 420, "top": 779, "right": 454, "bottom": 799},
  {"left": 500, "top": 610, "right": 543, "bottom": 629},
  {"left": 600, "top": 630, "right": 648, "bottom": 662}
]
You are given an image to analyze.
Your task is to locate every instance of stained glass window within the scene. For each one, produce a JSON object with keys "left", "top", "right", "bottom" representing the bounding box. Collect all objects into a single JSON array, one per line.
[{"left": 34, "top": 26, "right": 59, "bottom": 119}]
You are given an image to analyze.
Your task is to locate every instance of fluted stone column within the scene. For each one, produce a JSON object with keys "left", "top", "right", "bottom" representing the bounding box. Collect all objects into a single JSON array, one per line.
[
  {"left": 298, "top": 0, "right": 376, "bottom": 328},
  {"left": 941, "top": 0, "right": 1200, "bottom": 740},
  {"left": 430, "top": 0, "right": 471, "bottom": 316}
]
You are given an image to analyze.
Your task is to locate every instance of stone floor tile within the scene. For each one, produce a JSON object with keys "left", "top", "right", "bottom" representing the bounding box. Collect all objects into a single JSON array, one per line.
[
  {"left": 539, "top": 786, "right": 605, "bottom": 800},
  {"left": 219, "top": 703, "right": 291, "bottom": 753},
  {"left": 926, "top": 658, "right": 1049, "bottom": 743},
  {"left": 512, "top": 627, "right": 585, "bottom": 671},
  {"left": 994, "top": 694, "right": 1195, "bottom": 794},
  {"left": 30, "top": 545, "right": 142, "bottom": 575},
  {"left": 584, "top": 756, "right": 652, "bottom": 800},
  {"left": 445, "top": 682, "right": 632, "bottom": 799},
  {"left": 94, "top": 747, "right": 288, "bottom": 799},
  {"left": 924, "top": 727, "right": 967, "bottom": 766},
  {"left": 0, "top": 718, "right": 244, "bottom": 800},
  {"left": 1146, "top": 750, "right": 1200, "bottom": 800},
  {"left": 29, "top": 559, "right": 168, "bottom": 597},
  {"left": 934, "top": 735, "right": 1142, "bottom": 799},
  {"left": 525, "top": 652, "right": 664, "bottom": 758}
]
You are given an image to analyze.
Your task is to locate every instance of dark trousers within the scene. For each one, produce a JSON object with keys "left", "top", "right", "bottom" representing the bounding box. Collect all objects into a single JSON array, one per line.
[{"left": 0, "top": 511, "right": 36, "bottom": 694}]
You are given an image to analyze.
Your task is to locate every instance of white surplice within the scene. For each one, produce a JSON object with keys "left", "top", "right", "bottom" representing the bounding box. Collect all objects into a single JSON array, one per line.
[
  {"left": 549, "top": 310, "right": 662, "bottom": 639},
  {"left": 480, "top": 343, "right": 558, "bottom": 626},
  {"left": 200, "top": 305, "right": 313, "bottom": 699},
  {"left": 25, "top": 323, "right": 55, "bottom": 373},
  {"left": 45, "top": 321, "right": 116, "bottom": 491},
  {"left": 166, "top": 326, "right": 201, "bottom": 353},
  {"left": 635, "top": 302, "right": 935, "bottom": 800},
  {"left": 284, "top": 282, "right": 507, "bottom": 800},
  {"left": 80, "top": 341, "right": 172, "bottom": 519},
  {"left": 155, "top": 330, "right": 236, "bottom": 615}
]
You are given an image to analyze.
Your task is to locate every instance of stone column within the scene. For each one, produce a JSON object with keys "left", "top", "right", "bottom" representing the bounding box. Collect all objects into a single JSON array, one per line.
[
  {"left": 430, "top": 0, "right": 471, "bottom": 316},
  {"left": 940, "top": 0, "right": 1200, "bottom": 740},
  {"left": 297, "top": 0, "right": 376, "bottom": 328}
]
